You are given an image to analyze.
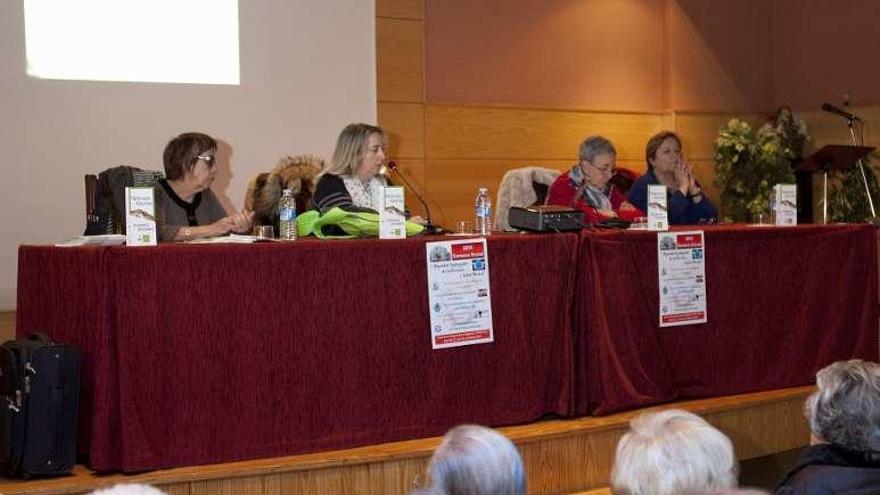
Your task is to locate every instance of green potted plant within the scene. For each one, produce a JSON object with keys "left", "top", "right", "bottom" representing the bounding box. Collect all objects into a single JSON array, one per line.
[{"left": 713, "top": 115, "right": 802, "bottom": 222}]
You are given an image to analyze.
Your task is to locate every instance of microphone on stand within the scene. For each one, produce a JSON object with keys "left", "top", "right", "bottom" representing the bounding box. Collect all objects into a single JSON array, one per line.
[
  {"left": 822, "top": 102, "right": 862, "bottom": 122},
  {"left": 379, "top": 160, "right": 444, "bottom": 234}
]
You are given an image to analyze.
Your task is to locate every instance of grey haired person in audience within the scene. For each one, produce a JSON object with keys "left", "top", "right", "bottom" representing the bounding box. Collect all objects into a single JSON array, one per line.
[
  {"left": 412, "top": 424, "right": 526, "bottom": 495},
  {"left": 775, "top": 359, "right": 880, "bottom": 494},
  {"left": 89, "top": 484, "right": 166, "bottom": 495},
  {"left": 610, "top": 409, "right": 738, "bottom": 495}
]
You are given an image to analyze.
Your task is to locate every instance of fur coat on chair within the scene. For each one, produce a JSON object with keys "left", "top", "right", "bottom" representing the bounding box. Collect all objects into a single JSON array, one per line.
[
  {"left": 494, "top": 167, "right": 561, "bottom": 230},
  {"left": 245, "top": 155, "right": 324, "bottom": 227}
]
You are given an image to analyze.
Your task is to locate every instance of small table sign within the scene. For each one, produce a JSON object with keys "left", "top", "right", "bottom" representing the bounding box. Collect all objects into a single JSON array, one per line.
[{"left": 125, "top": 187, "right": 157, "bottom": 246}]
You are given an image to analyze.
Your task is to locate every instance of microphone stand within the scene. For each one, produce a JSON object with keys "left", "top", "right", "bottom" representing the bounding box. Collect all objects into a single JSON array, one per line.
[
  {"left": 845, "top": 118, "right": 877, "bottom": 218},
  {"left": 384, "top": 160, "right": 444, "bottom": 234}
]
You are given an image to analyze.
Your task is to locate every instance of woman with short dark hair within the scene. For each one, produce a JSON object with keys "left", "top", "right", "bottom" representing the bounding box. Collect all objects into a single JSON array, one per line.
[
  {"left": 627, "top": 131, "right": 717, "bottom": 224},
  {"left": 155, "top": 132, "right": 253, "bottom": 241}
]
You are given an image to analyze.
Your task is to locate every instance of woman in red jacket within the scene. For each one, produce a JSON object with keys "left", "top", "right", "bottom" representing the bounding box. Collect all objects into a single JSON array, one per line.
[{"left": 546, "top": 135, "right": 643, "bottom": 225}]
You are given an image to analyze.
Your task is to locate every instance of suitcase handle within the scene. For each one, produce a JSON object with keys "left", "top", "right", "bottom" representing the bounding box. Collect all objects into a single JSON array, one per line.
[{"left": 25, "top": 333, "right": 51, "bottom": 344}]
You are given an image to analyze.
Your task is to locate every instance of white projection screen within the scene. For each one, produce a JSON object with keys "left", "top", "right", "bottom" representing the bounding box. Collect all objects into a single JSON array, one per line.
[{"left": 24, "top": 0, "right": 240, "bottom": 84}]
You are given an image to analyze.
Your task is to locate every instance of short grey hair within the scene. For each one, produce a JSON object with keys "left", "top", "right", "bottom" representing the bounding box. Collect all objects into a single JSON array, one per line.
[
  {"left": 89, "top": 484, "right": 167, "bottom": 495},
  {"left": 417, "top": 424, "right": 526, "bottom": 495},
  {"left": 610, "top": 409, "right": 738, "bottom": 495},
  {"left": 578, "top": 135, "right": 616, "bottom": 164},
  {"left": 806, "top": 359, "right": 880, "bottom": 451}
]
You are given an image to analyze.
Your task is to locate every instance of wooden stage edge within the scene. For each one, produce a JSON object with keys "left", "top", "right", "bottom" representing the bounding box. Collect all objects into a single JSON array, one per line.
[{"left": 1, "top": 386, "right": 813, "bottom": 495}]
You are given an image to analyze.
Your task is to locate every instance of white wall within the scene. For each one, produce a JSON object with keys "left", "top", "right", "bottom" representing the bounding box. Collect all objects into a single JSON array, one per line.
[{"left": 0, "top": 1, "right": 377, "bottom": 310}]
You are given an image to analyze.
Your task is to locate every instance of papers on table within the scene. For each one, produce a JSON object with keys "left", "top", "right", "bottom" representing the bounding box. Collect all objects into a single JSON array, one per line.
[
  {"left": 425, "top": 238, "right": 494, "bottom": 349},
  {"left": 184, "top": 234, "right": 266, "bottom": 244},
  {"left": 55, "top": 234, "right": 127, "bottom": 247},
  {"left": 657, "top": 230, "right": 707, "bottom": 327}
]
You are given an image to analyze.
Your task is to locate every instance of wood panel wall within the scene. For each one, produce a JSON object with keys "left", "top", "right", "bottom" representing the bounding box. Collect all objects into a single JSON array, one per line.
[
  {"left": 0, "top": 311, "right": 14, "bottom": 343},
  {"left": 375, "top": 0, "right": 756, "bottom": 225},
  {"left": 377, "top": 1, "right": 880, "bottom": 227}
]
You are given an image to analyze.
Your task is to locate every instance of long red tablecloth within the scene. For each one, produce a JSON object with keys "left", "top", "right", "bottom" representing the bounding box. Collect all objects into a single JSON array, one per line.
[
  {"left": 17, "top": 234, "right": 578, "bottom": 472},
  {"left": 574, "top": 224, "right": 879, "bottom": 415}
]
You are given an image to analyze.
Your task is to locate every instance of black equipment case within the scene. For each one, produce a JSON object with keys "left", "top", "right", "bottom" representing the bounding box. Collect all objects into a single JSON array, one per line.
[{"left": 0, "top": 333, "right": 81, "bottom": 478}]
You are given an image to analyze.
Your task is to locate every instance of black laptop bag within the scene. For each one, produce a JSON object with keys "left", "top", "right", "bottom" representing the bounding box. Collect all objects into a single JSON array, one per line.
[{"left": 0, "top": 333, "right": 81, "bottom": 478}]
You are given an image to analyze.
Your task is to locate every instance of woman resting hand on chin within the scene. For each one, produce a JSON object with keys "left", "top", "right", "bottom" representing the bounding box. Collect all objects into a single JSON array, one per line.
[
  {"left": 546, "top": 135, "right": 643, "bottom": 225},
  {"left": 155, "top": 132, "right": 254, "bottom": 241},
  {"left": 627, "top": 131, "right": 717, "bottom": 225}
]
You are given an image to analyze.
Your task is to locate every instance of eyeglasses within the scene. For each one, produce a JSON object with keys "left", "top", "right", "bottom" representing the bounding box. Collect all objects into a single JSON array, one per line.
[
  {"left": 197, "top": 154, "right": 216, "bottom": 167},
  {"left": 583, "top": 160, "right": 616, "bottom": 175}
]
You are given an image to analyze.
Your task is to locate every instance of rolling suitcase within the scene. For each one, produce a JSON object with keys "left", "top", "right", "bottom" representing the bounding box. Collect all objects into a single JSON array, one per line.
[{"left": 0, "top": 333, "right": 81, "bottom": 478}]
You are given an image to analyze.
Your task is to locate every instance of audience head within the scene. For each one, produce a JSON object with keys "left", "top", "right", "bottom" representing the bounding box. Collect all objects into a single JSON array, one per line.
[
  {"left": 325, "top": 123, "right": 387, "bottom": 180},
  {"left": 415, "top": 424, "right": 526, "bottom": 495},
  {"left": 162, "top": 132, "right": 217, "bottom": 182},
  {"left": 645, "top": 130, "right": 682, "bottom": 172},
  {"left": 610, "top": 409, "right": 737, "bottom": 495},
  {"left": 805, "top": 359, "right": 880, "bottom": 452},
  {"left": 89, "top": 484, "right": 166, "bottom": 495},
  {"left": 578, "top": 135, "right": 617, "bottom": 189}
]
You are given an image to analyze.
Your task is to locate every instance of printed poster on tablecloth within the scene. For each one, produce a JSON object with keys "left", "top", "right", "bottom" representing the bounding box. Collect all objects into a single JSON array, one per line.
[
  {"left": 425, "top": 238, "right": 494, "bottom": 349},
  {"left": 657, "top": 230, "right": 707, "bottom": 327}
]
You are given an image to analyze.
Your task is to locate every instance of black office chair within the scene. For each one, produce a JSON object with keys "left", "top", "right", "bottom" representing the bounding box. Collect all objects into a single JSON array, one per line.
[{"left": 84, "top": 166, "right": 164, "bottom": 235}]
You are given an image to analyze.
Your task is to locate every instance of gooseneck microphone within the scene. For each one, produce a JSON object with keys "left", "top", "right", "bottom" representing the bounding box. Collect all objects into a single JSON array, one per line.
[
  {"left": 822, "top": 102, "right": 862, "bottom": 122},
  {"left": 381, "top": 160, "right": 444, "bottom": 234}
]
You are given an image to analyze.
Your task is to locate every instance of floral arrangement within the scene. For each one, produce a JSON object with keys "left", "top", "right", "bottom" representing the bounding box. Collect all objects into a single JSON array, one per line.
[{"left": 713, "top": 114, "right": 802, "bottom": 221}]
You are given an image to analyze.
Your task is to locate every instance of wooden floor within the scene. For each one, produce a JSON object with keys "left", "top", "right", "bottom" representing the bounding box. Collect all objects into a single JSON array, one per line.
[{"left": 0, "top": 385, "right": 812, "bottom": 495}]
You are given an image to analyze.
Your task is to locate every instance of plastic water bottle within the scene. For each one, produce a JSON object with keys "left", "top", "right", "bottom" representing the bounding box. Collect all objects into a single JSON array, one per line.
[
  {"left": 278, "top": 189, "right": 297, "bottom": 240},
  {"left": 475, "top": 187, "right": 492, "bottom": 236}
]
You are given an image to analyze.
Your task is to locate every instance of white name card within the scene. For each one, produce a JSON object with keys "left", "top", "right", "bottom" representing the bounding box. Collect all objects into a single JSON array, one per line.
[
  {"left": 648, "top": 185, "right": 669, "bottom": 231},
  {"left": 379, "top": 186, "right": 406, "bottom": 239},
  {"left": 125, "top": 187, "right": 157, "bottom": 246},
  {"left": 773, "top": 184, "right": 797, "bottom": 226}
]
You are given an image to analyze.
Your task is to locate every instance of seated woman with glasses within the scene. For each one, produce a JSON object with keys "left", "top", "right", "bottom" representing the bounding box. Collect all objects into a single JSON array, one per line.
[
  {"left": 155, "top": 132, "right": 254, "bottom": 241},
  {"left": 627, "top": 131, "right": 717, "bottom": 225},
  {"left": 546, "top": 135, "right": 644, "bottom": 225}
]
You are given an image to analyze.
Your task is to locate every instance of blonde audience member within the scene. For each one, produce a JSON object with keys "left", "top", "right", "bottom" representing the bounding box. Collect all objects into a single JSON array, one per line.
[
  {"left": 413, "top": 424, "right": 526, "bottom": 495},
  {"left": 611, "top": 409, "right": 737, "bottom": 495}
]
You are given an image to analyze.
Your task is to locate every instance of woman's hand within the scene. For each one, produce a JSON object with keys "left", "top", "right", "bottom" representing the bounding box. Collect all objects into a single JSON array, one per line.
[
  {"left": 230, "top": 210, "right": 255, "bottom": 234},
  {"left": 597, "top": 209, "right": 618, "bottom": 218},
  {"left": 619, "top": 201, "right": 638, "bottom": 211},
  {"left": 675, "top": 161, "right": 693, "bottom": 195},
  {"left": 209, "top": 217, "right": 236, "bottom": 237}
]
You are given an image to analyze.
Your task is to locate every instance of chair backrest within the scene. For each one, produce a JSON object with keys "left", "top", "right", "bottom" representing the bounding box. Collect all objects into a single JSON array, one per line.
[
  {"left": 494, "top": 167, "right": 561, "bottom": 230},
  {"left": 245, "top": 155, "right": 324, "bottom": 228},
  {"left": 84, "top": 166, "right": 164, "bottom": 235}
]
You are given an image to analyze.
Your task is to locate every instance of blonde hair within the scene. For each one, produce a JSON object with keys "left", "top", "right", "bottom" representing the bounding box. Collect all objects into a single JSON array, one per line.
[
  {"left": 320, "top": 123, "right": 386, "bottom": 179},
  {"left": 611, "top": 409, "right": 737, "bottom": 495}
]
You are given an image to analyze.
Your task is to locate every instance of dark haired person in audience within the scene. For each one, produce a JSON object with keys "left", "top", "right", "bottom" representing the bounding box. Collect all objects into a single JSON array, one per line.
[
  {"left": 412, "top": 424, "right": 526, "bottom": 495},
  {"left": 311, "top": 123, "right": 390, "bottom": 213},
  {"left": 155, "top": 132, "right": 253, "bottom": 241},
  {"left": 775, "top": 359, "right": 880, "bottom": 494},
  {"left": 627, "top": 131, "right": 717, "bottom": 224},
  {"left": 546, "top": 135, "right": 643, "bottom": 225},
  {"left": 611, "top": 409, "right": 738, "bottom": 495}
]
